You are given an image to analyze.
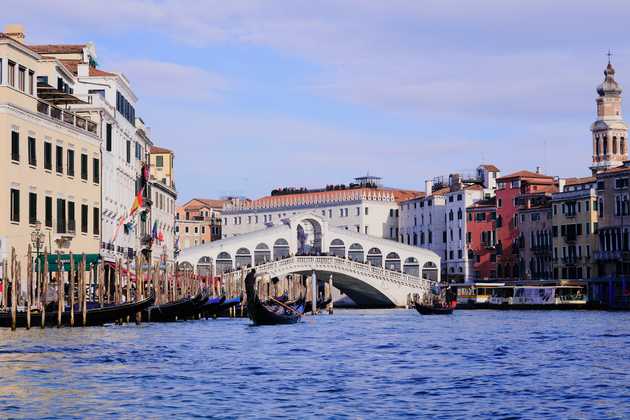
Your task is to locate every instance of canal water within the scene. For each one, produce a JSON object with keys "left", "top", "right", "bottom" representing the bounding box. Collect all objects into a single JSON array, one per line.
[{"left": 0, "top": 310, "right": 629, "bottom": 419}]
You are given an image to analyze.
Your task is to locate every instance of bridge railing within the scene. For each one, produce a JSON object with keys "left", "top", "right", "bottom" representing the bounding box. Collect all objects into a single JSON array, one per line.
[{"left": 224, "top": 255, "right": 434, "bottom": 292}]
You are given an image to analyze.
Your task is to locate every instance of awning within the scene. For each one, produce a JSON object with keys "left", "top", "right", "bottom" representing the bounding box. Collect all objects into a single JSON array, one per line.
[{"left": 36, "top": 254, "right": 101, "bottom": 272}]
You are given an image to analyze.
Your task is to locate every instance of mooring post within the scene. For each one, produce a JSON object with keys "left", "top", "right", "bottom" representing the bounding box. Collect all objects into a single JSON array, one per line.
[
  {"left": 327, "top": 274, "right": 334, "bottom": 315},
  {"left": 10, "top": 247, "right": 17, "bottom": 331},
  {"left": 56, "top": 252, "right": 63, "bottom": 328},
  {"left": 311, "top": 270, "right": 317, "bottom": 315},
  {"left": 41, "top": 248, "right": 48, "bottom": 329}
]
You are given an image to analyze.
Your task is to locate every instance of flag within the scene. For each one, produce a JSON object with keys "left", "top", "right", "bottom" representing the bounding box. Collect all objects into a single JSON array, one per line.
[
  {"left": 111, "top": 215, "right": 126, "bottom": 242},
  {"left": 152, "top": 220, "right": 158, "bottom": 240},
  {"left": 129, "top": 188, "right": 144, "bottom": 216}
]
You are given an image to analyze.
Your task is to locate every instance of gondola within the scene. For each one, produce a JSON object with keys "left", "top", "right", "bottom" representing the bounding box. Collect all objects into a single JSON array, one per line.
[
  {"left": 0, "top": 294, "right": 155, "bottom": 328},
  {"left": 143, "top": 292, "right": 204, "bottom": 322},
  {"left": 200, "top": 296, "right": 226, "bottom": 318},
  {"left": 244, "top": 269, "right": 304, "bottom": 326},
  {"left": 414, "top": 301, "right": 456, "bottom": 315},
  {"left": 215, "top": 296, "right": 241, "bottom": 316}
]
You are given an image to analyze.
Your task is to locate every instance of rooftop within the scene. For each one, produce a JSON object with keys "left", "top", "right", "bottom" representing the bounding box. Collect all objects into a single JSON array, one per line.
[
  {"left": 151, "top": 145, "right": 174, "bottom": 155},
  {"left": 29, "top": 44, "right": 86, "bottom": 54}
]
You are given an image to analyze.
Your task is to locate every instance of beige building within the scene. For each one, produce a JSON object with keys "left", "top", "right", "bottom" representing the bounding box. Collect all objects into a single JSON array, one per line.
[
  {"left": 149, "top": 146, "right": 177, "bottom": 265},
  {"left": 176, "top": 199, "right": 225, "bottom": 251},
  {"left": 551, "top": 177, "right": 598, "bottom": 280},
  {"left": 0, "top": 31, "right": 101, "bottom": 268}
]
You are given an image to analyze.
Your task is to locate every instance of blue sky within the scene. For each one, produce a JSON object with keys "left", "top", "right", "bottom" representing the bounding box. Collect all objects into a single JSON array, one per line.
[{"left": 6, "top": 1, "right": 630, "bottom": 202}]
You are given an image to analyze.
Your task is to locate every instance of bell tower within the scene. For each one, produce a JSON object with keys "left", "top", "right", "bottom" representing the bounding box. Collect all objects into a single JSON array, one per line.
[{"left": 591, "top": 55, "right": 628, "bottom": 173}]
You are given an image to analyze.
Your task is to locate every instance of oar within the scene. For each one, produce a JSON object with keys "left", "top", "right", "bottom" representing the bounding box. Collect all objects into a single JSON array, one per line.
[{"left": 269, "top": 297, "right": 314, "bottom": 323}]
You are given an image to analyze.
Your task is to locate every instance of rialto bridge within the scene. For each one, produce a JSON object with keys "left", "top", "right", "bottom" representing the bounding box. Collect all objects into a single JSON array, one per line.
[{"left": 177, "top": 213, "right": 440, "bottom": 307}]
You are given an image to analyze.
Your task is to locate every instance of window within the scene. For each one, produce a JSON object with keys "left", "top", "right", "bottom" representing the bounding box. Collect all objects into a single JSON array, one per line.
[
  {"left": 135, "top": 142, "right": 142, "bottom": 160},
  {"left": 81, "top": 154, "right": 88, "bottom": 180},
  {"left": 56, "top": 199, "right": 66, "bottom": 233},
  {"left": 10, "top": 189, "right": 20, "bottom": 222},
  {"left": 597, "top": 181, "right": 605, "bottom": 190},
  {"left": 45, "top": 197, "right": 52, "bottom": 227},
  {"left": 56, "top": 145, "right": 63, "bottom": 173},
  {"left": 93, "top": 158, "right": 100, "bottom": 184},
  {"left": 156, "top": 155, "right": 164, "bottom": 168},
  {"left": 28, "top": 70, "right": 34, "bottom": 95},
  {"left": 68, "top": 201, "right": 75, "bottom": 233},
  {"left": 93, "top": 207, "right": 100, "bottom": 235},
  {"left": 67, "top": 149, "right": 75, "bottom": 177},
  {"left": 28, "top": 192, "right": 37, "bottom": 225},
  {"left": 365, "top": 207, "right": 369, "bottom": 216},
  {"left": 126, "top": 140, "right": 131, "bottom": 163},
  {"left": 28, "top": 136, "right": 36, "bottom": 166},
  {"left": 106, "top": 123, "right": 112, "bottom": 152},
  {"left": 7, "top": 61, "right": 15, "bottom": 87},
  {"left": 81, "top": 205, "right": 88, "bottom": 233},
  {"left": 11, "top": 131, "right": 19, "bottom": 161},
  {"left": 44, "top": 142, "right": 52, "bottom": 170},
  {"left": 18, "top": 66, "right": 25, "bottom": 91}
]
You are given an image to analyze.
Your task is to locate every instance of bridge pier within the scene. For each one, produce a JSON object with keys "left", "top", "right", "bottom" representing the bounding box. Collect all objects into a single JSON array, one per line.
[
  {"left": 311, "top": 270, "right": 317, "bottom": 315},
  {"left": 327, "top": 275, "right": 334, "bottom": 315}
]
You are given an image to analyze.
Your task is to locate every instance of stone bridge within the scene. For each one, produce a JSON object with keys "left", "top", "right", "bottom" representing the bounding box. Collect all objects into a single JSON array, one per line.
[{"left": 177, "top": 212, "right": 440, "bottom": 307}]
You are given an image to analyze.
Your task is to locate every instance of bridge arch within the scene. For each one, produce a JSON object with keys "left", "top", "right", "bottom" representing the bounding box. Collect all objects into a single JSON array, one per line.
[
  {"left": 296, "top": 217, "right": 323, "bottom": 255},
  {"left": 216, "top": 252, "right": 233, "bottom": 273},
  {"left": 329, "top": 238, "right": 346, "bottom": 258},
  {"left": 348, "top": 243, "right": 364, "bottom": 262},
  {"left": 254, "top": 243, "right": 271, "bottom": 265},
  {"left": 366, "top": 247, "right": 383, "bottom": 267},
  {"left": 385, "top": 252, "right": 401, "bottom": 272}
]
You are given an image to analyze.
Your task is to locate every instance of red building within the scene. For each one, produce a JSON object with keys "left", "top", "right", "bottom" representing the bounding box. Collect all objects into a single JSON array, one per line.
[
  {"left": 495, "top": 170, "right": 556, "bottom": 279},
  {"left": 466, "top": 197, "right": 497, "bottom": 280}
]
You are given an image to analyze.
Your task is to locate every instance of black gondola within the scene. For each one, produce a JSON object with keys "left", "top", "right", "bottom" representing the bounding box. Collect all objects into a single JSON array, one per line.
[
  {"left": 303, "top": 297, "right": 332, "bottom": 314},
  {"left": 414, "top": 301, "right": 455, "bottom": 315},
  {"left": 244, "top": 269, "right": 304, "bottom": 326},
  {"left": 143, "top": 292, "right": 205, "bottom": 322},
  {"left": 0, "top": 294, "right": 155, "bottom": 328}
]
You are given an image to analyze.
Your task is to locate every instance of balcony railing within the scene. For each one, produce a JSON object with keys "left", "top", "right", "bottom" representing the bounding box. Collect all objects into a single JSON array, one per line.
[
  {"left": 36, "top": 100, "right": 98, "bottom": 135},
  {"left": 594, "top": 250, "right": 623, "bottom": 262}
]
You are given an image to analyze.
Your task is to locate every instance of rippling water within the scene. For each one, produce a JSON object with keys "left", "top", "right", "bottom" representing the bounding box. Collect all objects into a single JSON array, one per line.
[{"left": 1, "top": 309, "right": 629, "bottom": 419}]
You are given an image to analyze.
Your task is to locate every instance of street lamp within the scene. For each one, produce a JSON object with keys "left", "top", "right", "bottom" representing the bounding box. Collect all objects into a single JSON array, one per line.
[{"left": 31, "top": 221, "right": 45, "bottom": 303}]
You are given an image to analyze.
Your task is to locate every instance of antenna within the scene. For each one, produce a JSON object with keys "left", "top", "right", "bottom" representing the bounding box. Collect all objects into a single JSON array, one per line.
[{"left": 608, "top": 49, "right": 613, "bottom": 65}]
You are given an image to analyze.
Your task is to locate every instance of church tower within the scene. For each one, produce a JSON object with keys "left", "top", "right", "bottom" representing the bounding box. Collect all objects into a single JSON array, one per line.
[{"left": 591, "top": 59, "right": 628, "bottom": 173}]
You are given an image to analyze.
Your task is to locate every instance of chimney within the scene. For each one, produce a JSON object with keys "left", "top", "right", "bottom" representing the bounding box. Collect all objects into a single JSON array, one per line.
[
  {"left": 4, "top": 24, "right": 25, "bottom": 42},
  {"left": 425, "top": 180, "right": 433, "bottom": 194},
  {"left": 536, "top": 166, "right": 541, "bottom": 174},
  {"left": 558, "top": 178, "right": 566, "bottom": 192}
]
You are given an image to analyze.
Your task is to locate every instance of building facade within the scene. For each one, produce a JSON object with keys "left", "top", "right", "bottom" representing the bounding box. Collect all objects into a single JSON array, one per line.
[
  {"left": 516, "top": 193, "right": 553, "bottom": 280},
  {"left": 495, "top": 170, "right": 556, "bottom": 280},
  {"left": 222, "top": 176, "right": 417, "bottom": 241},
  {"left": 552, "top": 177, "right": 598, "bottom": 281},
  {"left": 466, "top": 198, "right": 497, "bottom": 281},
  {"left": 28, "top": 30, "right": 155, "bottom": 267},
  {"left": 0, "top": 31, "right": 101, "bottom": 270},
  {"left": 399, "top": 164, "right": 499, "bottom": 281},
  {"left": 176, "top": 199, "right": 225, "bottom": 251},
  {"left": 149, "top": 146, "right": 177, "bottom": 265}
]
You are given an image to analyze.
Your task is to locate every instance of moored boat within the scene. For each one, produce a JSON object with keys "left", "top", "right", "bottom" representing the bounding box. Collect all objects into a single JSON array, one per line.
[{"left": 244, "top": 269, "right": 304, "bottom": 325}]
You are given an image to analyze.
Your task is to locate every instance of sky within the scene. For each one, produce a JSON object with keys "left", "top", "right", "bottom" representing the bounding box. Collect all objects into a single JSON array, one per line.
[{"left": 6, "top": 1, "right": 630, "bottom": 202}]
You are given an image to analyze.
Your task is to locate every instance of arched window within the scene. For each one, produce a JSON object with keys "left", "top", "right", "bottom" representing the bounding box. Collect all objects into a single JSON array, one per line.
[
  {"left": 595, "top": 136, "right": 600, "bottom": 156},
  {"left": 366, "top": 247, "right": 382, "bottom": 267},
  {"left": 254, "top": 243, "right": 271, "bottom": 265},
  {"left": 603, "top": 136, "right": 609, "bottom": 155},
  {"left": 421, "top": 261, "right": 438, "bottom": 281},
  {"left": 178, "top": 261, "right": 194, "bottom": 275},
  {"left": 457, "top": 208, "right": 462, "bottom": 220},
  {"left": 348, "top": 243, "right": 364, "bottom": 262},
  {"left": 613, "top": 136, "right": 618, "bottom": 154},
  {"left": 621, "top": 137, "right": 626, "bottom": 155},
  {"left": 385, "top": 252, "right": 401, "bottom": 271},
  {"left": 197, "top": 256, "right": 212, "bottom": 278},
  {"left": 235, "top": 248, "right": 252, "bottom": 268},
  {"left": 273, "top": 238, "right": 290, "bottom": 260},
  {"left": 329, "top": 239, "right": 346, "bottom": 258},
  {"left": 413, "top": 233, "right": 418, "bottom": 246},
  {"left": 403, "top": 257, "right": 420, "bottom": 277},
  {"left": 215, "top": 252, "right": 232, "bottom": 274}
]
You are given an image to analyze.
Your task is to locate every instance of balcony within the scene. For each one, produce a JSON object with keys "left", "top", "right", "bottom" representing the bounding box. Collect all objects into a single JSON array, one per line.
[
  {"left": 565, "top": 212, "right": 576, "bottom": 219},
  {"left": 561, "top": 256, "right": 581, "bottom": 265},
  {"left": 594, "top": 250, "right": 623, "bottom": 262},
  {"left": 531, "top": 245, "right": 552, "bottom": 255},
  {"left": 481, "top": 241, "right": 496, "bottom": 250},
  {"left": 36, "top": 100, "right": 98, "bottom": 135}
]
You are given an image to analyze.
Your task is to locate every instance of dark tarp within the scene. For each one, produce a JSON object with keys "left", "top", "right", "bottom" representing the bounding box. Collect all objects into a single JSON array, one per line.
[{"left": 36, "top": 254, "right": 101, "bottom": 272}]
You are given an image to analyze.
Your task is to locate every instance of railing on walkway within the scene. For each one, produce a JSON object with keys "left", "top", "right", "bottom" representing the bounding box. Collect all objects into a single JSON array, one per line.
[{"left": 222, "top": 255, "right": 435, "bottom": 292}]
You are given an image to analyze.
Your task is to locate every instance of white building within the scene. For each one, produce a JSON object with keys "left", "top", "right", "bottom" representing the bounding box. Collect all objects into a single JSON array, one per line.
[
  {"left": 31, "top": 41, "right": 153, "bottom": 264},
  {"left": 221, "top": 176, "right": 420, "bottom": 241},
  {"left": 399, "top": 165, "right": 500, "bottom": 281}
]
